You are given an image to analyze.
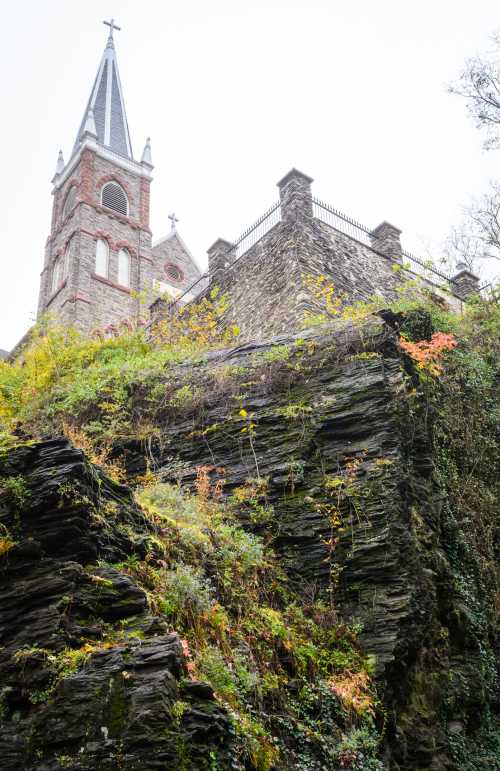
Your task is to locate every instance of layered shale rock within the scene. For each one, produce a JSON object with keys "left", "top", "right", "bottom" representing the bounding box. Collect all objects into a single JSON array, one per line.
[
  {"left": 0, "top": 315, "right": 497, "bottom": 770},
  {"left": 0, "top": 440, "right": 230, "bottom": 770},
  {"left": 115, "top": 315, "right": 499, "bottom": 769},
  {"left": 121, "top": 317, "right": 426, "bottom": 677}
]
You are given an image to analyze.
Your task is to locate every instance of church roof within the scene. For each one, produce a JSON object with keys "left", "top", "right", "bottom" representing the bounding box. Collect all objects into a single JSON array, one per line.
[
  {"left": 73, "top": 23, "right": 133, "bottom": 160},
  {"left": 152, "top": 229, "right": 203, "bottom": 274},
  {"left": 0, "top": 349, "right": 9, "bottom": 360}
]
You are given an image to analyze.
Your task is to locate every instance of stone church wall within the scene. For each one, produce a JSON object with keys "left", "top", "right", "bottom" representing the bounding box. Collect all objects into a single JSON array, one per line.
[
  {"left": 304, "top": 219, "right": 462, "bottom": 312},
  {"left": 39, "top": 146, "right": 155, "bottom": 334}
]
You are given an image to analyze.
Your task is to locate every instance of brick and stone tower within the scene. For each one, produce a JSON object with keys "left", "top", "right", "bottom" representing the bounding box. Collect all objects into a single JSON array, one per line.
[{"left": 37, "top": 21, "right": 169, "bottom": 334}]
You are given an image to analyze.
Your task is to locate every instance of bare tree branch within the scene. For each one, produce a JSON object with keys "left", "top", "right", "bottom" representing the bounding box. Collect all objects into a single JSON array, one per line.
[
  {"left": 449, "top": 42, "right": 500, "bottom": 149},
  {"left": 446, "top": 35, "right": 500, "bottom": 284},
  {"left": 440, "top": 183, "right": 500, "bottom": 281}
]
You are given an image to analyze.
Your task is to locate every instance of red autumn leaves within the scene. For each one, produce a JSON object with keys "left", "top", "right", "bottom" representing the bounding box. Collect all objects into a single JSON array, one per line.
[{"left": 399, "top": 332, "right": 458, "bottom": 375}]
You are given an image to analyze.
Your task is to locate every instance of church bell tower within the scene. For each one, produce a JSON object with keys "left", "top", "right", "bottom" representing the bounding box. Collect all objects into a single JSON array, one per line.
[{"left": 37, "top": 20, "right": 155, "bottom": 333}]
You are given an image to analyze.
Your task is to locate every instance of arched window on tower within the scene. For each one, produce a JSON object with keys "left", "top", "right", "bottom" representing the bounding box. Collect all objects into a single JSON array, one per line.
[
  {"left": 101, "top": 182, "right": 128, "bottom": 216},
  {"left": 95, "top": 238, "right": 109, "bottom": 278},
  {"left": 51, "top": 257, "right": 62, "bottom": 294},
  {"left": 63, "top": 238, "right": 75, "bottom": 278},
  {"left": 117, "top": 248, "right": 131, "bottom": 287},
  {"left": 62, "top": 186, "right": 77, "bottom": 220}
]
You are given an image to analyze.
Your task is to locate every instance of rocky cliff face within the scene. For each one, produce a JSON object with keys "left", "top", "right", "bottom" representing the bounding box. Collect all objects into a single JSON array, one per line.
[
  {"left": 0, "top": 315, "right": 498, "bottom": 770},
  {"left": 123, "top": 317, "right": 416, "bottom": 672},
  {"left": 0, "top": 440, "right": 230, "bottom": 770}
]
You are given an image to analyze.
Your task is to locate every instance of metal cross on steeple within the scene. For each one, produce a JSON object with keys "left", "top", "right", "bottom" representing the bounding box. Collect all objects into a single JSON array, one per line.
[
  {"left": 168, "top": 213, "right": 179, "bottom": 232},
  {"left": 103, "top": 18, "right": 121, "bottom": 44}
]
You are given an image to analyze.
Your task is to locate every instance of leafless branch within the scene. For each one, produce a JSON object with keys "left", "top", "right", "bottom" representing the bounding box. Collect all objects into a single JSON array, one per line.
[{"left": 450, "top": 39, "right": 500, "bottom": 149}]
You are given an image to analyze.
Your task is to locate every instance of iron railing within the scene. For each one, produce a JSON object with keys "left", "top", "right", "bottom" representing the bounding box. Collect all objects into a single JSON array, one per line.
[
  {"left": 312, "top": 197, "right": 372, "bottom": 246},
  {"left": 232, "top": 201, "right": 282, "bottom": 259},
  {"left": 312, "top": 196, "right": 451, "bottom": 286},
  {"left": 401, "top": 249, "right": 451, "bottom": 283},
  {"left": 155, "top": 195, "right": 465, "bottom": 321}
]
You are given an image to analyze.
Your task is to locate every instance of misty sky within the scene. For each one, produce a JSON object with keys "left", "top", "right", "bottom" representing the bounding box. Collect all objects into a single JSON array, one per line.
[{"left": 0, "top": 0, "right": 498, "bottom": 350}]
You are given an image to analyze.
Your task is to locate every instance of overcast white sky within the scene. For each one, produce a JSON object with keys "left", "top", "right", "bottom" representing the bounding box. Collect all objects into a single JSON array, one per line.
[{"left": 0, "top": 0, "right": 498, "bottom": 350}]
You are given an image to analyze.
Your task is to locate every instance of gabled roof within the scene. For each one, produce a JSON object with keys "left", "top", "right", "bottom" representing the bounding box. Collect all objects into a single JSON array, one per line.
[
  {"left": 152, "top": 230, "right": 203, "bottom": 274},
  {"left": 73, "top": 28, "right": 133, "bottom": 160}
]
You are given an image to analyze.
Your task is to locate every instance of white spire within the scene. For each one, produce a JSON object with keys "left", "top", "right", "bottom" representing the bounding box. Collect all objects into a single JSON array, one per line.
[
  {"left": 55, "top": 150, "right": 65, "bottom": 175},
  {"left": 73, "top": 23, "right": 133, "bottom": 159},
  {"left": 141, "top": 137, "right": 153, "bottom": 167},
  {"left": 51, "top": 149, "right": 65, "bottom": 183}
]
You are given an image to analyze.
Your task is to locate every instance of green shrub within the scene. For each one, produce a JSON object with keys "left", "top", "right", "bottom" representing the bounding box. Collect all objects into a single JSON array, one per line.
[{"left": 163, "top": 563, "right": 213, "bottom": 619}]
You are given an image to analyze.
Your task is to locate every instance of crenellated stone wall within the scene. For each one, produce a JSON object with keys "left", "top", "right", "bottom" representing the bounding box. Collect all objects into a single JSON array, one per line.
[{"left": 175, "top": 169, "right": 465, "bottom": 343}]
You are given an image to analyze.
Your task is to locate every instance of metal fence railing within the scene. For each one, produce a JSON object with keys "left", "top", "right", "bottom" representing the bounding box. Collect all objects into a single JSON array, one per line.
[
  {"left": 400, "top": 249, "right": 451, "bottom": 283},
  {"left": 153, "top": 195, "right": 469, "bottom": 327},
  {"left": 312, "top": 197, "right": 372, "bottom": 247},
  {"left": 232, "top": 201, "right": 282, "bottom": 259},
  {"left": 312, "top": 196, "right": 451, "bottom": 286}
]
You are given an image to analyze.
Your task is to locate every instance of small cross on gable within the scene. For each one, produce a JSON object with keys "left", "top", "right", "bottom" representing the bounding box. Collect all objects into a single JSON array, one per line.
[{"left": 168, "top": 213, "right": 179, "bottom": 232}]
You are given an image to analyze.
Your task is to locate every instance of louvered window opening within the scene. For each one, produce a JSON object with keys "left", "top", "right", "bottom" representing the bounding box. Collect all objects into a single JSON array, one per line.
[{"left": 101, "top": 182, "right": 128, "bottom": 216}]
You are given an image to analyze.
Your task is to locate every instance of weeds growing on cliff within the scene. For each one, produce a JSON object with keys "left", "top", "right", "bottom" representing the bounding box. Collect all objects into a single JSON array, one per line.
[
  {"left": 0, "top": 475, "right": 30, "bottom": 509},
  {"left": 300, "top": 271, "right": 464, "bottom": 334},
  {"left": 125, "top": 469, "right": 382, "bottom": 769},
  {"left": 0, "top": 523, "right": 15, "bottom": 556},
  {"left": 2, "top": 263, "right": 498, "bottom": 768},
  {"left": 12, "top": 645, "right": 92, "bottom": 705},
  {"left": 0, "top": 290, "right": 239, "bottom": 464},
  {"left": 302, "top": 281, "right": 500, "bottom": 765},
  {"left": 0, "top": 295, "right": 311, "bottom": 476}
]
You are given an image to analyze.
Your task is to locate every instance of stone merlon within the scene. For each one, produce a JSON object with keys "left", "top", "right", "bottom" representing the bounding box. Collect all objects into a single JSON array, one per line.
[
  {"left": 277, "top": 168, "right": 314, "bottom": 222},
  {"left": 207, "top": 238, "right": 235, "bottom": 283},
  {"left": 450, "top": 267, "right": 480, "bottom": 300},
  {"left": 370, "top": 221, "right": 403, "bottom": 261}
]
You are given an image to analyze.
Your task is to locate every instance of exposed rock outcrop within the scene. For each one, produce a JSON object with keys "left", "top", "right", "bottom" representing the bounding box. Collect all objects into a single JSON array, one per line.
[
  {"left": 121, "top": 317, "right": 427, "bottom": 675},
  {"left": 0, "top": 440, "right": 230, "bottom": 770},
  {"left": 116, "top": 315, "right": 499, "bottom": 769},
  {"left": 0, "top": 315, "right": 497, "bottom": 770}
]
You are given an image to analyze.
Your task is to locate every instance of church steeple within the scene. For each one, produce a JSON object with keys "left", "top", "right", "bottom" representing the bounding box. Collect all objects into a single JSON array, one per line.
[
  {"left": 38, "top": 20, "right": 192, "bottom": 340},
  {"left": 73, "top": 19, "right": 133, "bottom": 160}
]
